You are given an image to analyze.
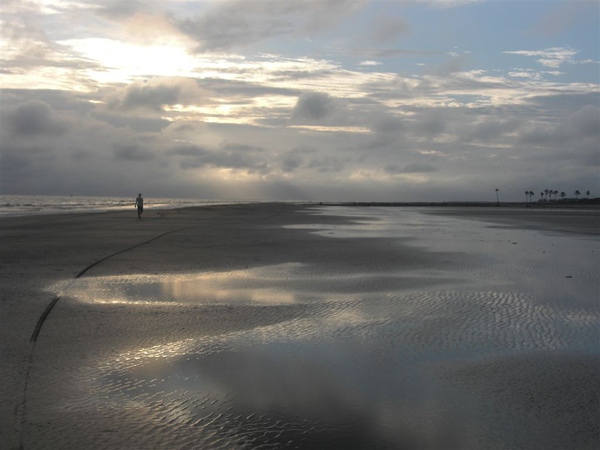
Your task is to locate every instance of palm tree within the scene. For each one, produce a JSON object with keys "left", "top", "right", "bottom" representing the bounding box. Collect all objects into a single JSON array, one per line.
[
  {"left": 529, "top": 191, "right": 535, "bottom": 203},
  {"left": 495, "top": 188, "right": 500, "bottom": 203},
  {"left": 575, "top": 190, "right": 581, "bottom": 199},
  {"left": 586, "top": 190, "right": 591, "bottom": 199},
  {"left": 540, "top": 192, "right": 544, "bottom": 201},
  {"left": 554, "top": 190, "right": 559, "bottom": 200},
  {"left": 524, "top": 191, "right": 529, "bottom": 203},
  {"left": 544, "top": 189, "right": 549, "bottom": 201},
  {"left": 560, "top": 191, "right": 566, "bottom": 200}
]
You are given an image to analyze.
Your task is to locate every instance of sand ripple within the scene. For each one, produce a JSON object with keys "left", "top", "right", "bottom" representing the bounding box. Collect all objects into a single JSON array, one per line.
[{"left": 20, "top": 285, "right": 596, "bottom": 449}]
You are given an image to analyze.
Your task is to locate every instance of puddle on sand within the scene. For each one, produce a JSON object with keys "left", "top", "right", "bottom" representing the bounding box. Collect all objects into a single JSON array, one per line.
[
  {"left": 92, "top": 302, "right": 599, "bottom": 450},
  {"left": 63, "top": 264, "right": 317, "bottom": 305},
  {"left": 61, "top": 261, "right": 466, "bottom": 306},
  {"left": 78, "top": 282, "right": 600, "bottom": 450},
  {"left": 101, "top": 341, "right": 464, "bottom": 449}
]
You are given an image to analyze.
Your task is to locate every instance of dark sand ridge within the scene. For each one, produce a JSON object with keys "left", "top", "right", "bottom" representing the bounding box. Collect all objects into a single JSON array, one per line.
[{"left": 1, "top": 203, "right": 598, "bottom": 449}]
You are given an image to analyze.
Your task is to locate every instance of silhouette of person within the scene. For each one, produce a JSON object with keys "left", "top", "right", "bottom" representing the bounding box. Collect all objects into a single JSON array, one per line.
[{"left": 135, "top": 193, "right": 144, "bottom": 218}]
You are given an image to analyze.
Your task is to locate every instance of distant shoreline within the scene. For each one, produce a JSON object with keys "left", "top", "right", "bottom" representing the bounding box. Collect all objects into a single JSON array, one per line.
[{"left": 312, "top": 199, "right": 600, "bottom": 209}]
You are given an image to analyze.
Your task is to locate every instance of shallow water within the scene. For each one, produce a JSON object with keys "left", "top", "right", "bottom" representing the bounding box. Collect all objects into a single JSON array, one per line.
[
  {"left": 0, "top": 194, "right": 243, "bottom": 217},
  {"left": 36, "top": 208, "right": 600, "bottom": 449}
]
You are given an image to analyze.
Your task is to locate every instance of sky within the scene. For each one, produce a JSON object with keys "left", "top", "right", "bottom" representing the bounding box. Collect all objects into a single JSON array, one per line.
[{"left": 1, "top": 0, "right": 598, "bottom": 202}]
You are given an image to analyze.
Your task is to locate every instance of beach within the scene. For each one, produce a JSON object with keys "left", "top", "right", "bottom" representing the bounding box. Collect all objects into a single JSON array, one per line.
[{"left": 1, "top": 203, "right": 598, "bottom": 449}]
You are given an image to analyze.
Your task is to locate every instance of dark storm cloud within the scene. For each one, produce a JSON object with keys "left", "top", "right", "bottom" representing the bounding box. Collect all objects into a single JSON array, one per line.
[
  {"left": 3, "top": 100, "right": 66, "bottom": 137},
  {"left": 291, "top": 92, "right": 337, "bottom": 122}
]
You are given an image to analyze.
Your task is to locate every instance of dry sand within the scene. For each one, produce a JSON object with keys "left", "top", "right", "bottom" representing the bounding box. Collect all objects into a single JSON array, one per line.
[{"left": 1, "top": 203, "right": 598, "bottom": 449}]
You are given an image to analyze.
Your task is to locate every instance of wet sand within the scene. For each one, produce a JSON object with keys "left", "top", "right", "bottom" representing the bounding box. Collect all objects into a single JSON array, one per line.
[{"left": 1, "top": 203, "right": 598, "bottom": 449}]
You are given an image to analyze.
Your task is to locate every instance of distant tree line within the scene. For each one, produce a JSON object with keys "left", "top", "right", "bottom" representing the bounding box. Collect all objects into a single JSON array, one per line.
[{"left": 523, "top": 189, "right": 592, "bottom": 203}]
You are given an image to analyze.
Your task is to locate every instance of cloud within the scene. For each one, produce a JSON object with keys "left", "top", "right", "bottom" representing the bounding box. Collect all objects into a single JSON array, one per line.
[
  {"left": 0, "top": 20, "right": 51, "bottom": 62},
  {"left": 2, "top": 100, "right": 67, "bottom": 137},
  {"left": 414, "top": 110, "right": 447, "bottom": 137},
  {"left": 565, "top": 104, "right": 600, "bottom": 137},
  {"left": 385, "top": 163, "right": 438, "bottom": 174},
  {"left": 113, "top": 143, "right": 156, "bottom": 161},
  {"left": 533, "top": 0, "right": 599, "bottom": 36},
  {"left": 176, "top": 0, "right": 367, "bottom": 52},
  {"left": 281, "top": 154, "right": 304, "bottom": 173},
  {"left": 0, "top": 149, "right": 32, "bottom": 176},
  {"left": 1, "top": 1, "right": 598, "bottom": 202},
  {"left": 422, "top": 0, "right": 483, "bottom": 7},
  {"left": 174, "top": 142, "right": 270, "bottom": 174},
  {"left": 107, "top": 77, "right": 205, "bottom": 111},
  {"left": 0, "top": 16, "right": 102, "bottom": 85},
  {"left": 504, "top": 47, "right": 579, "bottom": 68},
  {"left": 518, "top": 104, "right": 600, "bottom": 147},
  {"left": 358, "top": 60, "right": 383, "bottom": 67},
  {"left": 425, "top": 54, "right": 470, "bottom": 76},
  {"left": 97, "top": 0, "right": 149, "bottom": 20},
  {"left": 306, "top": 155, "right": 347, "bottom": 173},
  {"left": 369, "top": 114, "right": 406, "bottom": 135},
  {"left": 291, "top": 92, "right": 338, "bottom": 123},
  {"left": 365, "top": 16, "right": 410, "bottom": 45},
  {"left": 462, "top": 118, "right": 521, "bottom": 143}
]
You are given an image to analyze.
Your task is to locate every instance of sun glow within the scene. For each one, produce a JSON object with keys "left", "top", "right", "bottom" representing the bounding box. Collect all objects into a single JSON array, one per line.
[{"left": 58, "top": 38, "right": 199, "bottom": 83}]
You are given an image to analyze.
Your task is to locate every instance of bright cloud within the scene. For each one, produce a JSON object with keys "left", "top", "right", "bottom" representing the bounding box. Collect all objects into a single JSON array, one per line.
[{"left": 503, "top": 47, "right": 579, "bottom": 68}]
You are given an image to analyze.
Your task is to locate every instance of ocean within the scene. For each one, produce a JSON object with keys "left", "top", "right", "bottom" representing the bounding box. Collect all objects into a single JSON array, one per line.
[{"left": 0, "top": 194, "right": 245, "bottom": 217}]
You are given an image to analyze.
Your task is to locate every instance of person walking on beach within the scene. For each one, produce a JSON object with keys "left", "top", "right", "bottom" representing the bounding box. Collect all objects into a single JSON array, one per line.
[{"left": 135, "top": 193, "right": 144, "bottom": 219}]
